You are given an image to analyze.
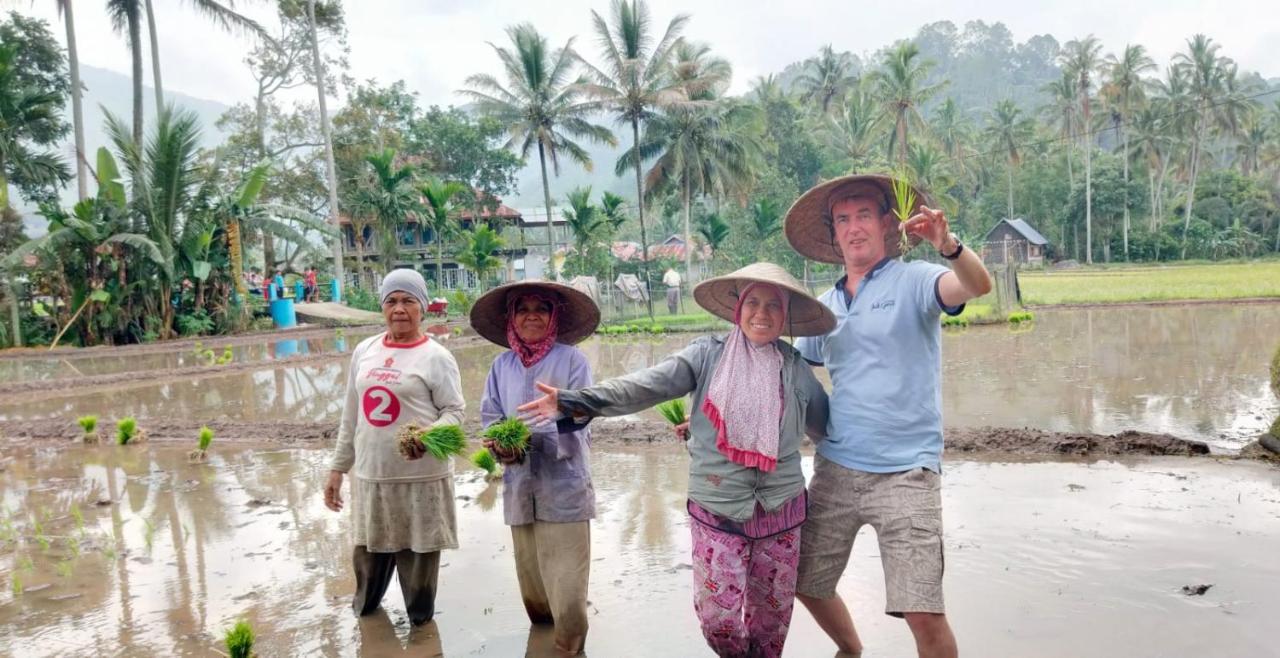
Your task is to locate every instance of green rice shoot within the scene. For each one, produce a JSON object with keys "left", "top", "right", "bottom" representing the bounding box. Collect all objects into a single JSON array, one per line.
[
  {"left": 483, "top": 418, "right": 531, "bottom": 451},
  {"left": 657, "top": 399, "right": 687, "bottom": 426},
  {"left": 77, "top": 415, "right": 97, "bottom": 434},
  {"left": 890, "top": 171, "right": 917, "bottom": 255},
  {"left": 470, "top": 448, "right": 499, "bottom": 475},
  {"left": 116, "top": 417, "right": 138, "bottom": 445},
  {"left": 414, "top": 424, "right": 467, "bottom": 460},
  {"left": 224, "top": 619, "right": 255, "bottom": 658},
  {"left": 198, "top": 426, "right": 214, "bottom": 452}
]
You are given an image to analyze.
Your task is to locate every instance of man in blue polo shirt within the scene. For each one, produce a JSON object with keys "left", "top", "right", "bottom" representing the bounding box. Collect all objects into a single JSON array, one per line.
[{"left": 786, "top": 174, "right": 992, "bottom": 658}]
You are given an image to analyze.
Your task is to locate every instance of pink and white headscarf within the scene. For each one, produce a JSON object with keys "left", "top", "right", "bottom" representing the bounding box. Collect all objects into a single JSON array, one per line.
[
  {"left": 506, "top": 292, "right": 560, "bottom": 368},
  {"left": 701, "top": 282, "right": 787, "bottom": 472}
]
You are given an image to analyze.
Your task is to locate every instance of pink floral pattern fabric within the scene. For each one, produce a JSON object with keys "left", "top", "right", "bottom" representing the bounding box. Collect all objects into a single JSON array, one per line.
[{"left": 691, "top": 519, "right": 801, "bottom": 658}]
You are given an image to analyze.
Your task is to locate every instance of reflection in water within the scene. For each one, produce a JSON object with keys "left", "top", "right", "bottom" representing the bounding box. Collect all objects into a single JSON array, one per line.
[
  {"left": 1, "top": 446, "right": 1279, "bottom": 657},
  {"left": 0, "top": 305, "right": 1276, "bottom": 448}
]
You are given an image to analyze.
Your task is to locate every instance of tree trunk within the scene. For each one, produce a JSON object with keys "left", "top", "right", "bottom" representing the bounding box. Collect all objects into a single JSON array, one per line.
[
  {"left": 1083, "top": 104, "right": 1093, "bottom": 265},
  {"left": 683, "top": 179, "right": 693, "bottom": 284},
  {"left": 1180, "top": 111, "right": 1205, "bottom": 259},
  {"left": 1121, "top": 114, "right": 1130, "bottom": 261},
  {"left": 254, "top": 93, "right": 276, "bottom": 274},
  {"left": 63, "top": 0, "right": 88, "bottom": 201},
  {"left": 436, "top": 227, "right": 444, "bottom": 289},
  {"left": 128, "top": 6, "right": 144, "bottom": 145},
  {"left": 537, "top": 141, "right": 556, "bottom": 280},
  {"left": 144, "top": 0, "right": 163, "bottom": 111},
  {"left": 307, "top": 0, "right": 345, "bottom": 293},
  {"left": 3, "top": 282, "right": 20, "bottom": 348},
  {"left": 1006, "top": 162, "right": 1014, "bottom": 219},
  {"left": 632, "top": 119, "right": 653, "bottom": 320}
]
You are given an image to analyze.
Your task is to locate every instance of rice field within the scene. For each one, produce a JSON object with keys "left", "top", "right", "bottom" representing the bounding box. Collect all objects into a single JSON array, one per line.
[{"left": 1019, "top": 261, "right": 1280, "bottom": 306}]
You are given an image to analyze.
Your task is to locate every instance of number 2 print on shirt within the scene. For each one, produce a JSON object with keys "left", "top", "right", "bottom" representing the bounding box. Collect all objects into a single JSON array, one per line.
[{"left": 362, "top": 385, "right": 401, "bottom": 427}]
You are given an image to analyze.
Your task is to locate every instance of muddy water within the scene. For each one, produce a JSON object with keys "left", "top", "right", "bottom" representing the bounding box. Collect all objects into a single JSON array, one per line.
[
  {"left": 1, "top": 446, "right": 1277, "bottom": 657},
  {"left": 1, "top": 303, "right": 1275, "bottom": 450},
  {"left": 0, "top": 331, "right": 377, "bottom": 383}
]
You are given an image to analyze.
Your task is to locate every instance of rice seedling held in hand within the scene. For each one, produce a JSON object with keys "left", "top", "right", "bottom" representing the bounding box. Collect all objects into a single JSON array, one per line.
[
  {"left": 470, "top": 448, "right": 501, "bottom": 480},
  {"left": 483, "top": 418, "right": 532, "bottom": 462},
  {"left": 190, "top": 426, "right": 214, "bottom": 462},
  {"left": 115, "top": 417, "right": 144, "bottom": 445},
  {"left": 224, "top": 619, "right": 255, "bottom": 658},
  {"left": 657, "top": 399, "right": 687, "bottom": 426},
  {"left": 890, "top": 171, "right": 918, "bottom": 256},
  {"left": 397, "top": 423, "right": 467, "bottom": 461},
  {"left": 77, "top": 415, "right": 100, "bottom": 444}
]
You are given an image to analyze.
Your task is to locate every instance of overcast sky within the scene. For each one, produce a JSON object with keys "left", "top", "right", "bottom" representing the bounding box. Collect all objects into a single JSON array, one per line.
[{"left": 17, "top": 0, "right": 1280, "bottom": 109}]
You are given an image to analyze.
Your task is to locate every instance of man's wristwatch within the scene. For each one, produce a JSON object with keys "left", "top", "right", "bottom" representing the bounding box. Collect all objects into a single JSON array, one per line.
[{"left": 940, "top": 234, "right": 963, "bottom": 260}]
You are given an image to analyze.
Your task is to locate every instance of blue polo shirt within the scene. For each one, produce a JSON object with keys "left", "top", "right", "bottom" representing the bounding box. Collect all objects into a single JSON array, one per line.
[{"left": 795, "top": 258, "right": 963, "bottom": 473}]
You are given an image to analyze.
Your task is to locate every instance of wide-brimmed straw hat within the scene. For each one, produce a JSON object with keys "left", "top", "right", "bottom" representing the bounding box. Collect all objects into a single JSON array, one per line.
[
  {"left": 470, "top": 280, "right": 601, "bottom": 348},
  {"left": 693, "top": 262, "right": 836, "bottom": 337},
  {"left": 783, "top": 173, "right": 934, "bottom": 264}
]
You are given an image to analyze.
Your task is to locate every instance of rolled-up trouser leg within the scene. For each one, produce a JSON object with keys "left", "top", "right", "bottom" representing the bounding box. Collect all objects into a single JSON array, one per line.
[
  {"left": 352, "top": 545, "right": 397, "bottom": 616},
  {"left": 512, "top": 524, "right": 555, "bottom": 624},
  {"left": 535, "top": 521, "right": 591, "bottom": 654},
  {"left": 395, "top": 549, "right": 441, "bottom": 625}
]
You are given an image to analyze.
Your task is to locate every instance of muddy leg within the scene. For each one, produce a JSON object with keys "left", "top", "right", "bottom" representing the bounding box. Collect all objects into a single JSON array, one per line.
[
  {"left": 352, "top": 545, "right": 396, "bottom": 616},
  {"left": 396, "top": 549, "right": 441, "bottom": 626},
  {"left": 534, "top": 521, "right": 591, "bottom": 654},
  {"left": 512, "top": 523, "right": 554, "bottom": 624}
]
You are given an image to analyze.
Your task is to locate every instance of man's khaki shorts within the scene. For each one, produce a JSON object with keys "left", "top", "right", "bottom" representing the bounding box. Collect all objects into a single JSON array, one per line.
[{"left": 796, "top": 454, "right": 945, "bottom": 616}]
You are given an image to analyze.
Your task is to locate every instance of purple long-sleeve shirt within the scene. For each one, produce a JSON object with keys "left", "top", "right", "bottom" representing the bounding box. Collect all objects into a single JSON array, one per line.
[{"left": 481, "top": 342, "right": 595, "bottom": 526}]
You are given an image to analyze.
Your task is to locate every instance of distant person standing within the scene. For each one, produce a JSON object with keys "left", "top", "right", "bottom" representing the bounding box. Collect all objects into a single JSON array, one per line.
[
  {"left": 305, "top": 267, "right": 319, "bottom": 302},
  {"left": 662, "top": 267, "right": 682, "bottom": 315},
  {"left": 273, "top": 268, "right": 286, "bottom": 300}
]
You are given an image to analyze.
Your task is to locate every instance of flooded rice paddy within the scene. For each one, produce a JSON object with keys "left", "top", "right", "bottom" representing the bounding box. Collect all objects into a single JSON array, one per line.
[
  {"left": 0, "top": 446, "right": 1277, "bottom": 657},
  {"left": 0, "top": 303, "right": 1276, "bottom": 450}
]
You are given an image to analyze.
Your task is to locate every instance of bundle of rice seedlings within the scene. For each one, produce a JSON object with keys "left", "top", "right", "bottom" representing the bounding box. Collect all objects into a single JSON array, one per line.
[
  {"left": 470, "top": 448, "right": 501, "bottom": 480},
  {"left": 224, "top": 619, "right": 254, "bottom": 658},
  {"left": 216, "top": 347, "right": 234, "bottom": 365},
  {"left": 483, "top": 418, "right": 531, "bottom": 459},
  {"left": 115, "top": 417, "right": 144, "bottom": 445},
  {"left": 77, "top": 415, "right": 100, "bottom": 444},
  {"left": 397, "top": 423, "right": 466, "bottom": 461},
  {"left": 657, "top": 399, "right": 687, "bottom": 426},
  {"left": 190, "top": 426, "right": 214, "bottom": 462}
]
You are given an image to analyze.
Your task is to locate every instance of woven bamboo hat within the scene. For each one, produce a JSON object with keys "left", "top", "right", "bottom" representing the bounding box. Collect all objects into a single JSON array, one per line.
[
  {"left": 783, "top": 173, "right": 934, "bottom": 264},
  {"left": 692, "top": 262, "right": 835, "bottom": 337},
  {"left": 469, "top": 280, "right": 601, "bottom": 348}
]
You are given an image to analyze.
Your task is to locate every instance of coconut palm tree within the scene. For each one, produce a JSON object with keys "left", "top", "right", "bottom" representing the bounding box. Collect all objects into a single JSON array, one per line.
[
  {"left": 354, "top": 148, "right": 417, "bottom": 275},
  {"left": 561, "top": 186, "right": 606, "bottom": 276},
  {"left": 872, "top": 41, "right": 944, "bottom": 167},
  {"left": 460, "top": 23, "right": 615, "bottom": 279},
  {"left": 105, "top": 0, "right": 144, "bottom": 144},
  {"left": 0, "top": 43, "right": 70, "bottom": 212},
  {"left": 622, "top": 98, "right": 757, "bottom": 283},
  {"left": 1041, "top": 71, "right": 1080, "bottom": 188},
  {"left": 302, "top": 0, "right": 345, "bottom": 295},
  {"left": 821, "top": 80, "right": 882, "bottom": 174},
  {"left": 1102, "top": 44, "right": 1155, "bottom": 259},
  {"left": 1130, "top": 105, "right": 1175, "bottom": 232},
  {"left": 795, "top": 45, "right": 857, "bottom": 115},
  {"left": 1061, "top": 35, "right": 1104, "bottom": 263},
  {"left": 746, "top": 197, "right": 780, "bottom": 260},
  {"left": 104, "top": 105, "right": 201, "bottom": 338},
  {"left": 51, "top": 0, "right": 88, "bottom": 200},
  {"left": 983, "top": 99, "right": 1035, "bottom": 219},
  {"left": 418, "top": 178, "right": 467, "bottom": 287},
  {"left": 142, "top": 0, "right": 268, "bottom": 111},
  {"left": 1173, "top": 34, "right": 1226, "bottom": 259},
  {"left": 578, "top": 0, "right": 691, "bottom": 318},
  {"left": 455, "top": 224, "right": 504, "bottom": 290}
]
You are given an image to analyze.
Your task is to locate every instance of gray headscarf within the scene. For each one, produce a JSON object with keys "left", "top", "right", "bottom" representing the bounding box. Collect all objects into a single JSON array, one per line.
[{"left": 379, "top": 268, "right": 430, "bottom": 308}]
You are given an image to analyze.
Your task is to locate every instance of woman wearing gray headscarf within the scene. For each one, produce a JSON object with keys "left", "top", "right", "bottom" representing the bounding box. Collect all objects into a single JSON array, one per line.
[{"left": 324, "top": 269, "right": 466, "bottom": 625}]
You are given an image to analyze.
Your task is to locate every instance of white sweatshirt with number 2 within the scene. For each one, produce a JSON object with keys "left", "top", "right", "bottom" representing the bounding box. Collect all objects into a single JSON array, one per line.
[{"left": 328, "top": 333, "right": 467, "bottom": 483}]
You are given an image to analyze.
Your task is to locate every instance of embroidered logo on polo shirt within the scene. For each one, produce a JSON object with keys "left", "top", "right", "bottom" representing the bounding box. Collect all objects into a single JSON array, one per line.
[{"left": 870, "top": 299, "right": 896, "bottom": 311}]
